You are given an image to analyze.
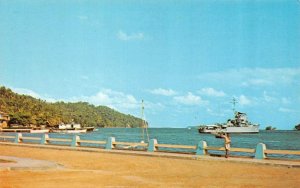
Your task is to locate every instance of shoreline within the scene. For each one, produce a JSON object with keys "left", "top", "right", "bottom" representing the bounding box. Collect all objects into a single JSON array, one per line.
[{"left": 1, "top": 144, "right": 300, "bottom": 187}]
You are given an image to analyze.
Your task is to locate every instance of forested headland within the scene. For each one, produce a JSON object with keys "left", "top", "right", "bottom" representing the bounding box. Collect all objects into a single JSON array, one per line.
[{"left": 0, "top": 86, "right": 143, "bottom": 128}]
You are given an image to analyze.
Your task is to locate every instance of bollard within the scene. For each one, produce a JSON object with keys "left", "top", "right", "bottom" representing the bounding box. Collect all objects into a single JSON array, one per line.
[
  {"left": 196, "top": 141, "right": 207, "bottom": 156},
  {"left": 255, "top": 143, "right": 266, "bottom": 159},
  {"left": 14, "top": 133, "right": 22, "bottom": 143},
  {"left": 71, "top": 135, "right": 80, "bottom": 147},
  {"left": 40, "top": 134, "right": 50, "bottom": 145},
  {"left": 147, "top": 139, "right": 158, "bottom": 152},
  {"left": 105, "top": 137, "right": 115, "bottom": 150}
]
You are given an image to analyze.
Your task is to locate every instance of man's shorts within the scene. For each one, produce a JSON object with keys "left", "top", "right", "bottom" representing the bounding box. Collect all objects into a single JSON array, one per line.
[{"left": 225, "top": 144, "right": 230, "bottom": 150}]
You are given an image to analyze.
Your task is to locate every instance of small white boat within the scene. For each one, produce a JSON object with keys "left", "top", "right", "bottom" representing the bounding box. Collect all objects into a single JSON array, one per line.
[
  {"left": 50, "top": 129, "right": 87, "bottom": 134},
  {"left": 50, "top": 122, "right": 92, "bottom": 134}
]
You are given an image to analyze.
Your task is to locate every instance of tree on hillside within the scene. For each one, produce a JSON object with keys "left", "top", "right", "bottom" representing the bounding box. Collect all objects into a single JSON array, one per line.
[
  {"left": 265, "top": 126, "right": 276, "bottom": 131},
  {"left": 0, "top": 86, "right": 142, "bottom": 128},
  {"left": 295, "top": 124, "right": 300, "bottom": 130}
]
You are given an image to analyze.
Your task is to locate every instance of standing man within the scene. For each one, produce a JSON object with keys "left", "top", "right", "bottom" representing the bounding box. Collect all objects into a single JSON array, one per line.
[{"left": 221, "top": 133, "right": 231, "bottom": 158}]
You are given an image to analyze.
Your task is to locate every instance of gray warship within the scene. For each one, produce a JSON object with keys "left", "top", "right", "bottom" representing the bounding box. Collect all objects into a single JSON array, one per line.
[{"left": 198, "top": 111, "right": 259, "bottom": 134}]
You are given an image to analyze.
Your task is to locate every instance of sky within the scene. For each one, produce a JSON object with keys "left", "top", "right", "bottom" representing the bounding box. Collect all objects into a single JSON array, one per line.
[{"left": 1, "top": 0, "right": 300, "bottom": 129}]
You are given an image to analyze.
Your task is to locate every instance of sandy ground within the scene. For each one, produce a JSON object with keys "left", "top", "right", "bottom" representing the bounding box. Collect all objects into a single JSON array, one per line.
[{"left": 0, "top": 145, "right": 299, "bottom": 188}]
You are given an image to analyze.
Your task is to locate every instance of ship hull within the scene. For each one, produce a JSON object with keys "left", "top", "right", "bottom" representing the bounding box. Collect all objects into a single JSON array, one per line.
[
  {"left": 198, "top": 125, "right": 259, "bottom": 134},
  {"left": 50, "top": 129, "right": 87, "bottom": 134},
  {"left": 225, "top": 126, "right": 259, "bottom": 133},
  {"left": 223, "top": 126, "right": 259, "bottom": 133}
]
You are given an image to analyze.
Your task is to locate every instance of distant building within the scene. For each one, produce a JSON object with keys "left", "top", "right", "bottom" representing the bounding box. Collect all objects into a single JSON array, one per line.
[{"left": 0, "top": 111, "right": 10, "bottom": 128}]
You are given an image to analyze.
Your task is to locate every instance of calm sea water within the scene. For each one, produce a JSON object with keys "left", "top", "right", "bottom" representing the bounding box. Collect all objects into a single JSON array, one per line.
[{"left": 1, "top": 128, "right": 300, "bottom": 159}]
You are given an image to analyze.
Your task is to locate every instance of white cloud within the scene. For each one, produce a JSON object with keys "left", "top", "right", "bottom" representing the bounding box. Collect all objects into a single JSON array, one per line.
[
  {"left": 12, "top": 88, "right": 56, "bottom": 102},
  {"left": 82, "top": 89, "right": 140, "bottom": 110},
  {"left": 238, "top": 95, "right": 251, "bottom": 106},
  {"left": 261, "top": 92, "right": 292, "bottom": 105},
  {"left": 13, "top": 88, "right": 41, "bottom": 98},
  {"left": 198, "top": 67, "right": 300, "bottom": 87},
  {"left": 71, "top": 89, "right": 164, "bottom": 116},
  {"left": 11, "top": 87, "right": 161, "bottom": 116},
  {"left": 150, "top": 88, "right": 177, "bottom": 96},
  {"left": 117, "top": 30, "right": 144, "bottom": 41},
  {"left": 263, "top": 91, "right": 276, "bottom": 103},
  {"left": 198, "top": 88, "right": 226, "bottom": 97},
  {"left": 242, "top": 79, "right": 273, "bottom": 87},
  {"left": 206, "top": 108, "right": 227, "bottom": 117},
  {"left": 143, "top": 102, "right": 165, "bottom": 114},
  {"left": 281, "top": 97, "right": 290, "bottom": 104},
  {"left": 278, "top": 107, "right": 294, "bottom": 113},
  {"left": 174, "top": 92, "right": 208, "bottom": 106}
]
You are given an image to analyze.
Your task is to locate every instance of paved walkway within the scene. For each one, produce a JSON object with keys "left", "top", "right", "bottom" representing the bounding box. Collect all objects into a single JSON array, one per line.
[
  {"left": 0, "top": 155, "right": 63, "bottom": 170},
  {"left": 1, "top": 142, "right": 300, "bottom": 169}
]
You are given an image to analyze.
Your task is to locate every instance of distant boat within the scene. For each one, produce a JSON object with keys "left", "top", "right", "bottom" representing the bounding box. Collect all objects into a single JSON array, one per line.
[
  {"left": 50, "top": 129, "right": 87, "bottom": 134},
  {"left": 198, "top": 111, "right": 259, "bottom": 134},
  {"left": 49, "top": 122, "right": 93, "bottom": 134}
]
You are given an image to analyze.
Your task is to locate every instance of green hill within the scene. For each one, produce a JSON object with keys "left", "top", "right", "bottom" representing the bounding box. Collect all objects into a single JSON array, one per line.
[{"left": 0, "top": 86, "right": 143, "bottom": 128}]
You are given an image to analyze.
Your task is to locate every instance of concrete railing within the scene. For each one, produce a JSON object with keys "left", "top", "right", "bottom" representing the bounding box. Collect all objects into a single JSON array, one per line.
[
  {"left": 0, "top": 134, "right": 300, "bottom": 160},
  {"left": 196, "top": 141, "right": 300, "bottom": 160}
]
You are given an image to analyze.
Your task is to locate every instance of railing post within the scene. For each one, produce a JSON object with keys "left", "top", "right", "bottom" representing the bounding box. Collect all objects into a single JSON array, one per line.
[
  {"left": 105, "top": 137, "right": 115, "bottom": 150},
  {"left": 147, "top": 139, "right": 158, "bottom": 152},
  {"left": 40, "top": 134, "right": 49, "bottom": 145},
  {"left": 196, "top": 141, "right": 207, "bottom": 156},
  {"left": 14, "top": 133, "right": 22, "bottom": 143},
  {"left": 71, "top": 135, "right": 80, "bottom": 147},
  {"left": 255, "top": 143, "right": 266, "bottom": 159}
]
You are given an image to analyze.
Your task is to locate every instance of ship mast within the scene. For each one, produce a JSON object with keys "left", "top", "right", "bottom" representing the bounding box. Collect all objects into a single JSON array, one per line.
[
  {"left": 141, "top": 100, "right": 149, "bottom": 143},
  {"left": 230, "top": 97, "right": 238, "bottom": 114}
]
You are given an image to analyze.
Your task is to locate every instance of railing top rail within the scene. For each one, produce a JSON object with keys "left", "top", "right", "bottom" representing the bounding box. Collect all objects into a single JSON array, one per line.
[
  {"left": 47, "top": 138, "right": 72, "bottom": 142},
  {"left": 114, "top": 141, "right": 148, "bottom": 147},
  {"left": 0, "top": 135, "right": 15, "bottom": 139},
  {"left": 21, "top": 137, "right": 41, "bottom": 141},
  {"left": 206, "top": 146, "right": 225, "bottom": 151},
  {"left": 206, "top": 146, "right": 255, "bottom": 153},
  {"left": 265, "top": 149, "right": 300, "bottom": 155},
  {"left": 156, "top": 143, "right": 196, "bottom": 149},
  {"left": 230, "top": 147, "right": 255, "bottom": 153},
  {"left": 79, "top": 140, "right": 106, "bottom": 144}
]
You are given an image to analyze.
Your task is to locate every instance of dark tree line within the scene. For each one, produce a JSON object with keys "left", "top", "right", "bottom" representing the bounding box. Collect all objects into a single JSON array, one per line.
[
  {"left": 0, "top": 86, "right": 143, "bottom": 128},
  {"left": 265, "top": 126, "right": 276, "bottom": 130}
]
